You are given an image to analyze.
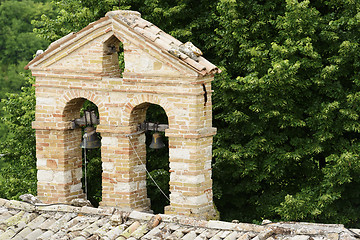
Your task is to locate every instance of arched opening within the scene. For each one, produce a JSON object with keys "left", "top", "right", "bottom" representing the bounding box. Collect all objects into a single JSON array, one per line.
[
  {"left": 103, "top": 35, "right": 124, "bottom": 77},
  {"left": 129, "top": 102, "right": 170, "bottom": 213},
  {"left": 145, "top": 104, "right": 170, "bottom": 214},
  {"left": 63, "top": 98, "right": 102, "bottom": 206},
  {"left": 80, "top": 100, "right": 102, "bottom": 207}
]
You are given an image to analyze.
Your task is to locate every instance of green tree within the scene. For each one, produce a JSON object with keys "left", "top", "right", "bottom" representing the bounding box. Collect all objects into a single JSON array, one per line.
[
  {"left": 33, "top": 0, "right": 119, "bottom": 42},
  {"left": 212, "top": 0, "right": 360, "bottom": 227},
  {"left": 0, "top": 77, "right": 36, "bottom": 199},
  {"left": 0, "top": 0, "right": 53, "bottom": 141},
  {"left": 12, "top": 0, "right": 360, "bottom": 227},
  {"left": 0, "top": 0, "right": 51, "bottom": 65}
]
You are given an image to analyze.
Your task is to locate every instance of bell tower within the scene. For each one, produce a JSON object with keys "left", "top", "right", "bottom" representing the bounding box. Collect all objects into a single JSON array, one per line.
[{"left": 26, "top": 10, "right": 220, "bottom": 220}]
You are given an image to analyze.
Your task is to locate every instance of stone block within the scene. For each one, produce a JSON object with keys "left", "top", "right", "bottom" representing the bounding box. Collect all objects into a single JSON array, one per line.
[
  {"left": 73, "top": 168, "right": 82, "bottom": 179},
  {"left": 37, "top": 170, "right": 54, "bottom": 182},
  {"left": 102, "top": 136, "right": 118, "bottom": 146},
  {"left": 37, "top": 159, "right": 47, "bottom": 168},
  {"left": 53, "top": 170, "right": 72, "bottom": 183},
  {"left": 169, "top": 148, "right": 191, "bottom": 160},
  {"left": 103, "top": 162, "right": 115, "bottom": 171},
  {"left": 113, "top": 182, "right": 137, "bottom": 192},
  {"left": 170, "top": 173, "right": 205, "bottom": 185},
  {"left": 169, "top": 162, "right": 190, "bottom": 171},
  {"left": 70, "top": 183, "right": 82, "bottom": 193},
  {"left": 36, "top": 97, "right": 56, "bottom": 106}
]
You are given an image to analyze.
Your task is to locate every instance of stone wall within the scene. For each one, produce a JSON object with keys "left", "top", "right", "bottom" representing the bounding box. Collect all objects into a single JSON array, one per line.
[{"left": 28, "top": 10, "right": 218, "bottom": 220}]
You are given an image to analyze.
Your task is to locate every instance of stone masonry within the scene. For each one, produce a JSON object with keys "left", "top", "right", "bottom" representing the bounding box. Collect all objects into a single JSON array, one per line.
[{"left": 26, "top": 10, "right": 220, "bottom": 220}]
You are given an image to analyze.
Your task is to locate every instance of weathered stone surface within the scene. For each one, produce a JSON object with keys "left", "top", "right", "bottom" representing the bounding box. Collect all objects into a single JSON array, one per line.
[
  {"left": 0, "top": 197, "right": 358, "bottom": 240},
  {"left": 3, "top": 211, "right": 25, "bottom": 226},
  {"left": 128, "top": 211, "right": 153, "bottom": 221},
  {"left": 19, "top": 194, "right": 42, "bottom": 205},
  {"left": 71, "top": 199, "right": 92, "bottom": 207},
  {"left": 0, "top": 199, "right": 7, "bottom": 208},
  {"left": 5, "top": 200, "right": 35, "bottom": 212},
  {"left": 37, "top": 230, "right": 54, "bottom": 240},
  {"left": 24, "top": 228, "right": 43, "bottom": 240}
]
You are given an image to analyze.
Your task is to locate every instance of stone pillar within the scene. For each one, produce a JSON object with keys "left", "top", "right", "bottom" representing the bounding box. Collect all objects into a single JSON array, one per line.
[
  {"left": 165, "top": 128, "right": 218, "bottom": 220},
  {"left": 98, "top": 125, "right": 150, "bottom": 211},
  {"left": 33, "top": 121, "right": 84, "bottom": 203}
]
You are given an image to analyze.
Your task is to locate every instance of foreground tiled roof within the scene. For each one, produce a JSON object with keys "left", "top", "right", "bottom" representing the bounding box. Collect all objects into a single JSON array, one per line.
[
  {"left": 0, "top": 198, "right": 359, "bottom": 240},
  {"left": 25, "top": 10, "right": 220, "bottom": 76}
]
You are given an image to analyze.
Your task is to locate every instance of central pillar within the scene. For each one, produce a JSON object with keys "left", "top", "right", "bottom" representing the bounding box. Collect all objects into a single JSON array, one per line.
[{"left": 98, "top": 125, "right": 150, "bottom": 210}]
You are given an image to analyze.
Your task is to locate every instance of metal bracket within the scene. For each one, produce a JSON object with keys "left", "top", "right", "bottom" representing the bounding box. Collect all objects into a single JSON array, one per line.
[
  {"left": 70, "top": 110, "right": 100, "bottom": 129},
  {"left": 138, "top": 122, "right": 168, "bottom": 132},
  {"left": 125, "top": 122, "right": 169, "bottom": 137}
]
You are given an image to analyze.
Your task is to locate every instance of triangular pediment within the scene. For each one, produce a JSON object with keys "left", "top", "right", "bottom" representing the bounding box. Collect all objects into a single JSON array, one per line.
[{"left": 25, "top": 10, "right": 220, "bottom": 77}]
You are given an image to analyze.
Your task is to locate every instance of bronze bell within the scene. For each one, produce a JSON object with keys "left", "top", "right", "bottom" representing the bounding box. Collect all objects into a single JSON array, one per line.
[
  {"left": 81, "top": 126, "right": 101, "bottom": 149},
  {"left": 149, "top": 132, "right": 165, "bottom": 149}
]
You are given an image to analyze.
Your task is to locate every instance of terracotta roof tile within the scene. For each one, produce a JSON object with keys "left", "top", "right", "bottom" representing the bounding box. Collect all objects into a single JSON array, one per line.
[
  {"left": 0, "top": 198, "right": 359, "bottom": 239},
  {"left": 134, "top": 18, "right": 152, "bottom": 28},
  {"left": 154, "top": 37, "right": 174, "bottom": 49},
  {"left": 183, "top": 57, "right": 206, "bottom": 72},
  {"left": 134, "top": 26, "right": 160, "bottom": 42},
  {"left": 24, "top": 16, "right": 110, "bottom": 70},
  {"left": 157, "top": 31, "right": 183, "bottom": 46},
  {"left": 143, "top": 27, "right": 160, "bottom": 41},
  {"left": 147, "top": 25, "right": 162, "bottom": 35},
  {"left": 113, "top": 10, "right": 219, "bottom": 75}
]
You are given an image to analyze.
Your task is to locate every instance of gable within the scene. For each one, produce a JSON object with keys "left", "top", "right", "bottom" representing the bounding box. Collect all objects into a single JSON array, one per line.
[{"left": 25, "top": 10, "right": 220, "bottom": 77}]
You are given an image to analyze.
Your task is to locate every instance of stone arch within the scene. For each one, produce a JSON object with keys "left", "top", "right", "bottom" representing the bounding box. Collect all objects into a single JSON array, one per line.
[
  {"left": 123, "top": 94, "right": 175, "bottom": 127},
  {"left": 102, "top": 34, "right": 124, "bottom": 77},
  {"left": 125, "top": 100, "right": 170, "bottom": 213},
  {"left": 55, "top": 94, "right": 103, "bottom": 205},
  {"left": 57, "top": 90, "right": 106, "bottom": 122}
]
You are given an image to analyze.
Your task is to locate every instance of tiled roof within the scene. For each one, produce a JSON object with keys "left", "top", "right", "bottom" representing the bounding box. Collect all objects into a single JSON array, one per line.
[
  {"left": 25, "top": 10, "right": 220, "bottom": 76},
  {"left": 0, "top": 198, "right": 359, "bottom": 240}
]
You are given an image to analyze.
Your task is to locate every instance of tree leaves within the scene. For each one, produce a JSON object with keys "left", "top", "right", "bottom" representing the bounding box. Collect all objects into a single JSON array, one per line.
[
  {"left": 2, "top": 0, "right": 360, "bottom": 227},
  {"left": 212, "top": 0, "right": 360, "bottom": 227},
  {"left": 0, "top": 77, "right": 36, "bottom": 200}
]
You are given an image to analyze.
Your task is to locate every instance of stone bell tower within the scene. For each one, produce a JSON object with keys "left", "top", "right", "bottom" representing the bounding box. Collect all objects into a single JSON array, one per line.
[{"left": 26, "top": 10, "right": 220, "bottom": 220}]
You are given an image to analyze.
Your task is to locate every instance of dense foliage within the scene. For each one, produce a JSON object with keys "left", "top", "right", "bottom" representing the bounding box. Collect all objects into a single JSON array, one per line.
[
  {"left": 0, "top": 0, "right": 51, "bottom": 141},
  {"left": 212, "top": 0, "right": 360, "bottom": 226},
  {"left": 0, "top": 78, "right": 36, "bottom": 199},
  {"left": 1, "top": 0, "right": 360, "bottom": 228}
]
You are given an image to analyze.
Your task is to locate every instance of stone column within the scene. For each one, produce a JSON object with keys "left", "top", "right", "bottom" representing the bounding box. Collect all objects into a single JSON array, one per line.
[
  {"left": 33, "top": 121, "right": 84, "bottom": 203},
  {"left": 98, "top": 125, "right": 150, "bottom": 211},
  {"left": 164, "top": 128, "right": 218, "bottom": 220}
]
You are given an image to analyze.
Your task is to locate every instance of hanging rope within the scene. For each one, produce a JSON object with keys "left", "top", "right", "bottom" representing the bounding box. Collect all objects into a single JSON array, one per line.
[
  {"left": 127, "top": 135, "right": 170, "bottom": 202},
  {"left": 83, "top": 136, "right": 88, "bottom": 200}
]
